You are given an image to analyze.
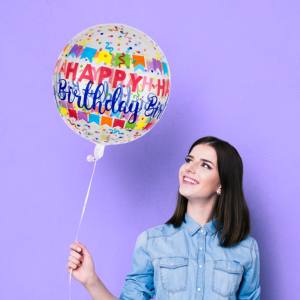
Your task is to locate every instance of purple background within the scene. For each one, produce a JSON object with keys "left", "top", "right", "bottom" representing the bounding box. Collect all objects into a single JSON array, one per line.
[{"left": 0, "top": 0, "right": 299, "bottom": 299}]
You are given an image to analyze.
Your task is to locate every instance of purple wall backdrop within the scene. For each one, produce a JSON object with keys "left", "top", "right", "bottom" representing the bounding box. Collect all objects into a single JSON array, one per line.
[{"left": 0, "top": 0, "right": 299, "bottom": 299}]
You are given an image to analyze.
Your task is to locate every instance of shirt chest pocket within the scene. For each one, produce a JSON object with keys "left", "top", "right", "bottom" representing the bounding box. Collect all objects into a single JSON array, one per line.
[
  {"left": 212, "top": 260, "right": 243, "bottom": 297},
  {"left": 159, "top": 257, "right": 188, "bottom": 293}
]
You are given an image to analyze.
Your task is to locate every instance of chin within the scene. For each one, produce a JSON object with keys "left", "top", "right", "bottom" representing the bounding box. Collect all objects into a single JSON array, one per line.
[
  {"left": 179, "top": 186, "right": 210, "bottom": 201},
  {"left": 179, "top": 187, "right": 193, "bottom": 198}
]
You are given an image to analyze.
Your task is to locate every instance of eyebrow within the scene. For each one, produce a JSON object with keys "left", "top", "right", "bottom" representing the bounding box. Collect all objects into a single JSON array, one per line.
[{"left": 186, "top": 154, "right": 215, "bottom": 166}]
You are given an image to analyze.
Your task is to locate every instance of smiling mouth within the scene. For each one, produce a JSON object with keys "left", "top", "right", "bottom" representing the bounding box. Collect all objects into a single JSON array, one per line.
[{"left": 183, "top": 176, "right": 199, "bottom": 185}]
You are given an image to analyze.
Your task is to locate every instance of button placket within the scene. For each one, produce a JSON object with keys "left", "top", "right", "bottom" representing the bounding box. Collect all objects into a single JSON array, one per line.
[{"left": 196, "top": 226, "right": 206, "bottom": 298}]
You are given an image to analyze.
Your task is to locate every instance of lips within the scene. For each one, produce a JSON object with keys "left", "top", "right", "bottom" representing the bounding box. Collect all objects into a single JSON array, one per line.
[{"left": 183, "top": 175, "right": 199, "bottom": 185}]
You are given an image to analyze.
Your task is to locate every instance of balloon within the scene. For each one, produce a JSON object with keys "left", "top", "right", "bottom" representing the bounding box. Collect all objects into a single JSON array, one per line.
[{"left": 52, "top": 24, "right": 171, "bottom": 145}]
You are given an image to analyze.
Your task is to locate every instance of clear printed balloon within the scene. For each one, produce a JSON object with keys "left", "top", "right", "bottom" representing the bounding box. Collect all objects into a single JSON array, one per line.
[{"left": 53, "top": 24, "right": 171, "bottom": 145}]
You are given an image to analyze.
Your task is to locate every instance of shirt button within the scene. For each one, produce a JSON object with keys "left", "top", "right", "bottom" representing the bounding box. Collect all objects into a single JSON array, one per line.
[
  {"left": 197, "top": 287, "right": 201, "bottom": 292},
  {"left": 199, "top": 247, "right": 203, "bottom": 250},
  {"left": 199, "top": 264, "right": 202, "bottom": 268},
  {"left": 200, "top": 229, "right": 206, "bottom": 234}
]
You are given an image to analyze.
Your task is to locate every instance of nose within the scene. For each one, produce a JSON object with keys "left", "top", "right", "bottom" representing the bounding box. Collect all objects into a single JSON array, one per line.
[{"left": 185, "top": 161, "right": 197, "bottom": 173}]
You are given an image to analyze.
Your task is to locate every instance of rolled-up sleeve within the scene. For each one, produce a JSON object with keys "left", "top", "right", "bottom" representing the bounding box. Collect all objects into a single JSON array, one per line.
[
  {"left": 237, "top": 238, "right": 261, "bottom": 300},
  {"left": 119, "top": 230, "right": 155, "bottom": 300}
]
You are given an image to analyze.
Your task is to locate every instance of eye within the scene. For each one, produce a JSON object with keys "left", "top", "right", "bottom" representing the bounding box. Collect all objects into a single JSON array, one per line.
[
  {"left": 202, "top": 162, "right": 211, "bottom": 169},
  {"left": 184, "top": 156, "right": 192, "bottom": 163}
]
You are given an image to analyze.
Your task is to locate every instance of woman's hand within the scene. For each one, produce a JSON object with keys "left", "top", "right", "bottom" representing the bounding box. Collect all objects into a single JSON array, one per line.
[{"left": 67, "top": 241, "right": 98, "bottom": 288}]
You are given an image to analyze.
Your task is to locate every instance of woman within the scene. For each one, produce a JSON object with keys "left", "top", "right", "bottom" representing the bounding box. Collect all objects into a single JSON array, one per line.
[{"left": 67, "top": 136, "right": 261, "bottom": 299}]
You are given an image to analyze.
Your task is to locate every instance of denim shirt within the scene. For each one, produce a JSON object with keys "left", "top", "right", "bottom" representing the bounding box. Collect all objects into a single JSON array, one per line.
[{"left": 119, "top": 212, "right": 260, "bottom": 300}]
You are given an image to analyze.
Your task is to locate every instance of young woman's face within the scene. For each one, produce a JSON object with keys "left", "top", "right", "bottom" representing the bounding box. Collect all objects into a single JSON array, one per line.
[{"left": 178, "top": 143, "right": 221, "bottom": 200}]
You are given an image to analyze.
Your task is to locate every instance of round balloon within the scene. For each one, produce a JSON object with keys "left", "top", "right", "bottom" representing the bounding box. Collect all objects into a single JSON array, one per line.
[{"left": 52, "top": 23, "right": 171, "bottom": 145}]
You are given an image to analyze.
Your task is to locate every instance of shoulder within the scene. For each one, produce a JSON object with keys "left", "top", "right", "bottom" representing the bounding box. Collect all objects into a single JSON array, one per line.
[
  {"left": 133, "top": 223, "right": 179, "bottom": 252},
  {"left": 141, "top": 222, "right": 181, "bottom": 239},
  {"left": 230, "top": 234, "right": 259, "bottom": 251}
]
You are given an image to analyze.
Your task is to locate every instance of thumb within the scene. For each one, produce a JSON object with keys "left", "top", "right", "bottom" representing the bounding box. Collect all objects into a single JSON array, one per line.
[{"left": 74, "top": 240, "right": 91, "bottom": 256}]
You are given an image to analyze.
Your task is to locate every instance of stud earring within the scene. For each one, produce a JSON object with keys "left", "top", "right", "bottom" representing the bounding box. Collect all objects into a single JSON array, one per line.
[{"left": 217, "top": 186, "right": 222, "bottom": 195}]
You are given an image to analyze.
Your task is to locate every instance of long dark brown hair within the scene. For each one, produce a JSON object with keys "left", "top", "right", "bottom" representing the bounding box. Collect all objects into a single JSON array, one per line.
[{"left": 165, "top": 136, "right": 250, "bottom": 247}]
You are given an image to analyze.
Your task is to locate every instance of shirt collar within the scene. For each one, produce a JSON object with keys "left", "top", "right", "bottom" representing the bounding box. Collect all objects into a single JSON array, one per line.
[{"left": 183, "top": 212, "right": 217, "bottom": 236}]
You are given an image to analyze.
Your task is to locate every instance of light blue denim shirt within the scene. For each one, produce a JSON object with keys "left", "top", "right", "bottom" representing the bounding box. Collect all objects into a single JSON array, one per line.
[{"left": 119, "top": 212, "right": 260, "bottom": 300}]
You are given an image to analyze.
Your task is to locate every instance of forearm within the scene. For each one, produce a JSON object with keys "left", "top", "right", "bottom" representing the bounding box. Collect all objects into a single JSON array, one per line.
[{"left": 84, "top": 274, "right": 117, "bottom": 300}]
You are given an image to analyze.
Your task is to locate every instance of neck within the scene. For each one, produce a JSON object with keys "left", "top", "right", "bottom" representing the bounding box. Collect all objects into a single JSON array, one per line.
[{"left": 186, "top": 195, "right": 216, "bottom": 225}]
